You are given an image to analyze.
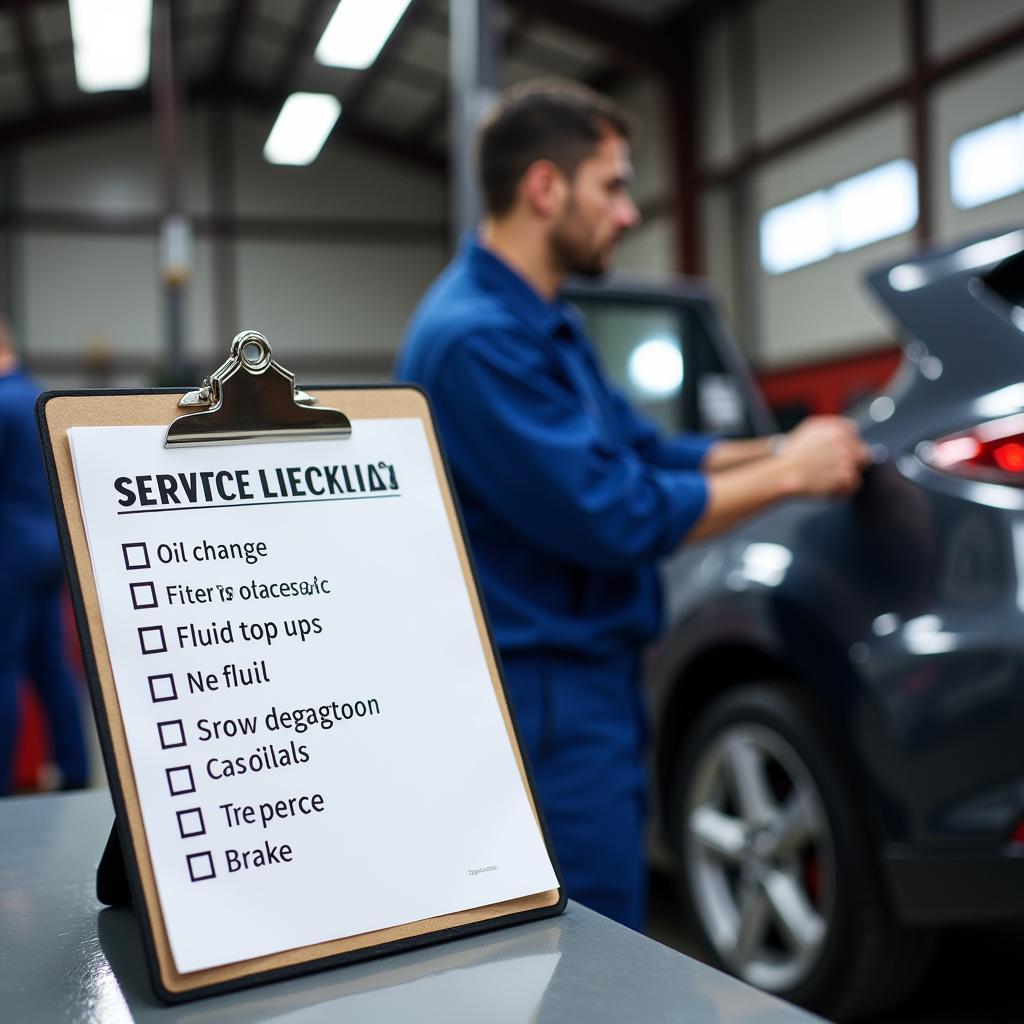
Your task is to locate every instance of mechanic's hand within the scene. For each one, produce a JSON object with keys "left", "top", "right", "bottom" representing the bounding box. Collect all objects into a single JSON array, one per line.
[{"left": 776, "top": 415, "right": 872, "bottom": 497}]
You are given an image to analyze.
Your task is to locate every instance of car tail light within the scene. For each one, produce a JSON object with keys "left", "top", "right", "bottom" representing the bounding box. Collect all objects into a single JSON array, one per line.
[
  {"left": 1011, "top": 819, "right": 1024, "bottom": 845},
  {"left": 918, "top": 413, "right": 1024, "bottom": 485}
]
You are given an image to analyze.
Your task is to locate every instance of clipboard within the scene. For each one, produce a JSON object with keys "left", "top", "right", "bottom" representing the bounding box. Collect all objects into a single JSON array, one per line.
[{"left": 38, "top": 332, "right": 565, "bottom": 1002}]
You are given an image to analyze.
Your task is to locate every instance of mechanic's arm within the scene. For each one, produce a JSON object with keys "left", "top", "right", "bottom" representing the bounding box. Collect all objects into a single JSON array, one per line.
[
  {"left": 701, "top": 435, "right": 777, "bottom": 470},
  {"left": 604, "top": 385, "right": 715, "bottom": 469},
  {"left": 429, "top": 329, "right": 708, "bottom": 570},
  {"left": 701, "top": 413, "right": 859, "bottom": 470},
  {"left": 608, "top": 379, "right": 853, "bottom": 480},
  {"left": 687, "top": 416, "right": 871, "bottom": 542}
]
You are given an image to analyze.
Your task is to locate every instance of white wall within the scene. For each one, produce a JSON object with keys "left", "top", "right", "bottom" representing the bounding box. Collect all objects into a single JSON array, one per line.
[
  {"left": 24, "top": 233, "right": 161, "bottom": 357},
  {"left": 693, "top": 0, "right": 1024, "bottom": 370},
  {"left": 753, "top": 0, "right": 905, "bottom": 143},
  {"left": 931, "top": 48, "right": 1024, "bottom": 241},
  {"left": 755, "top": 107, "right": 913, "bottom": 365},
  {"left": 701, "top": 189, "right": 740, "bottom": 329},
  {"left": 231, "top": 108, "right": 448, "bottom": 373},
  {"left": 7, "top": 1, "right": 1024, "bottom": 382},
  {"left": 616, "top": 217, "right": 675, "bottom": 277},
  {"left": 21, "top": 114, "right": 212, "bottom": 215},
  {"left": 697, "top": 0, "right": 914, "bottom": 367},
  {"left": 699, "top": 18, "right": 737, "bottom": 168},
  {"left": 608, "top": 74, "right": 678, "bottom": 278},
  {"left": 16, "top": 113, "right": 213, "bottom": 380},
  {"left": 23, "top": 233, "right": 217, "bottom": 361},
  {"left": 237, "top": 241, "right": 445, "bottom": 370},
  {"left": 11, "top": 104, "right": 447, "bottom": 387},
  {"left": 929, "top": 0, "right": 1024, "bottom": 58},
  {"left": 8, "top": 74, "right": 676, "bottom": 381}
]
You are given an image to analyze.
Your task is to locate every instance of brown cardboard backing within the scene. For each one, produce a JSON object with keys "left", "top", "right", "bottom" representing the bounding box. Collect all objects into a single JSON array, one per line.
[{"left": 41, "top": 387, "right": 561, "bottom": 999}]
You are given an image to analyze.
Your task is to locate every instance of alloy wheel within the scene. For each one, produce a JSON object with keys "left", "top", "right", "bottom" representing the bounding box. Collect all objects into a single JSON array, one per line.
[{"left": 684, "top": 722, "right": 836, "bottom": 993}]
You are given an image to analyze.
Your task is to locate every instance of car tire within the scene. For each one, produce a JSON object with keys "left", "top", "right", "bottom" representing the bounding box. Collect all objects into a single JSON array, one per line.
[{"left": 667, "top": 682, "right": 932, "bottom": 1021}]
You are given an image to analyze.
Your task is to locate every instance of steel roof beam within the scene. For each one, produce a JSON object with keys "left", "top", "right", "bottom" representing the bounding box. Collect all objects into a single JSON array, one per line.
[
  {"left": 503, "top": 0, "right": 670, "bottom": 70},
  {"left": 268, "top": 0, "right": 334, "bottom": 100},
  {"left": 226, "top": 80, "right": 446, "bottom": 173},
  {"left": 12, "top": 3, "right": 52, "bottom": 113},
  {"left": 211, "top": 0, "right": 253, "bottom": 89}
]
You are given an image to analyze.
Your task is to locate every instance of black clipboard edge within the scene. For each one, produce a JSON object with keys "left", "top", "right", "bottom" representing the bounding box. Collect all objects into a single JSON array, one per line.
[
  {"left": 37, "top": 384, "right": 566, "bottom": 1004},
  {"left": 37, "top": 387, "right": 197, "bottom": 1001}
]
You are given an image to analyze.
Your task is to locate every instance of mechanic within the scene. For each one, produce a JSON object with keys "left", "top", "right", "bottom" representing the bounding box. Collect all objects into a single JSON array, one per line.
[
  {"left": 0, "top": 316, "right": 89, "bottom": 794},
  {"left": 395, "top": 80, "right": 870, "bottom": 930}
]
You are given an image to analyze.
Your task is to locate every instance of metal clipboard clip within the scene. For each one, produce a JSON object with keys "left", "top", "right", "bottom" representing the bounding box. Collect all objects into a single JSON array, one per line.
[{"left": 165, "top": 330, "right": 351, "bottom": 447}]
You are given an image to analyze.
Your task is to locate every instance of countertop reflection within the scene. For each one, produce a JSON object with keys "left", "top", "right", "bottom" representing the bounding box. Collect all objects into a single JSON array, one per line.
[{"left": 0, "top": 791, "right": 823, "bottom": 1023}]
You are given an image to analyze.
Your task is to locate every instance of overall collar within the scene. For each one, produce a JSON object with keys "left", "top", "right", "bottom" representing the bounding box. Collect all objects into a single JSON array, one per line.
[{"left": 462, "top": 234, "right": 579, "bottom": 341}]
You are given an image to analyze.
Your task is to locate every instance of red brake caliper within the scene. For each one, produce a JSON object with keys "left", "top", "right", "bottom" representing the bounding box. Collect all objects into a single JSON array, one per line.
[{"left": 804, "top": 852, "right": 821, "bottom": 905}]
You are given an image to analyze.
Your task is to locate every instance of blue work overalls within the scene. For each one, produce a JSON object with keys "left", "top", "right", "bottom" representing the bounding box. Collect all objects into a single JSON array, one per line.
[
  {"left": 0, "top": 369, "right": 89, "bottom": 793},
  {"left": 396, "top": 237, "right": 711, "bottom": 929}
]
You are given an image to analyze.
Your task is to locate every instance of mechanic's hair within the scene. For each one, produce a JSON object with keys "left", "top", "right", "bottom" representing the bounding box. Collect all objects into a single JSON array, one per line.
[{"left": 477, "top": 79, "right": 634, "bottom": 218}]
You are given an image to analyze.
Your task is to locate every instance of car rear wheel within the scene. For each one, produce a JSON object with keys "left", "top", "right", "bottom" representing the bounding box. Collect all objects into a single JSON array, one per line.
[{"left": 668, "top": 683, "right": 932, "bottom": 1021}]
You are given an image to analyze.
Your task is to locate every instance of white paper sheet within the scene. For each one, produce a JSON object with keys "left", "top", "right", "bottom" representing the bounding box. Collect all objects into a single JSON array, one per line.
[{"left": 68, "top": 420, "right": 557, "bottom": 974}]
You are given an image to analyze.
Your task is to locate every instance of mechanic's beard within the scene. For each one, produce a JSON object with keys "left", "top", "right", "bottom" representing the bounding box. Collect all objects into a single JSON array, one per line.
[{"left": 550, "top": 217, "right": 609, "bottom": 280}]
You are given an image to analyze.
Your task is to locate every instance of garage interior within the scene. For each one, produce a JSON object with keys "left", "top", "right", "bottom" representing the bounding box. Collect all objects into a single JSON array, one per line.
[{"left": 2, "top": 1, "right": 1024, "bottom": 1022}]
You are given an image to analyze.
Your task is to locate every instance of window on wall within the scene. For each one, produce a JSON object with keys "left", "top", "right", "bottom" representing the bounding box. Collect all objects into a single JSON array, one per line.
[
  {"left": 950, "top": 113, "right": 1024, "bottom": 210},
  {"left": 760, "top": 159, "right": 918, "bottom": 274}
]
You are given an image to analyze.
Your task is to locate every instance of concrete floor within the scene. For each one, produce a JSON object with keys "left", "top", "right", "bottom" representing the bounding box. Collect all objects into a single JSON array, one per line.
[{"left": 645, "top": 871, "right": 1024, "bottom": 1023}]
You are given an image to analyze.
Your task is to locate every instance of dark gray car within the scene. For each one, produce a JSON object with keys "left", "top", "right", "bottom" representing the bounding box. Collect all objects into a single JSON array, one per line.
[{"left": 567, "top": 226, "right": 1024, "bottom": 1021}]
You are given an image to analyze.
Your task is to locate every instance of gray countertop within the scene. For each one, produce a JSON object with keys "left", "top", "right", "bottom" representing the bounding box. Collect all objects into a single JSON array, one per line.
[{"left": 0, "top": 790, "right": 824, "bottom": 1023}]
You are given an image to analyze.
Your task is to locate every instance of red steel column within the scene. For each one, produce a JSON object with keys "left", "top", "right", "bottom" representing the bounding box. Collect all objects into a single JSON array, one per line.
[{"left": 668, "top": 45, "right": 703, "bottom": 276}]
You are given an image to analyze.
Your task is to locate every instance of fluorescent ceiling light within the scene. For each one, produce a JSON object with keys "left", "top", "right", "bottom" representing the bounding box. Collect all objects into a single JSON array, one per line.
[
  {"left": 950, "top": 113, "right": 1024, "bottom": 210},
  {"left": 264, "top": 93, "right": 342, "bottom": 166},
  {"left": 315, "top": 0, "right": 413, "bottom": 69},
  {"left": 627, "top": 338, "right": 683, "bottom": 398},
  {"left": 70, "top": 0, "right": 152, "bottom": 93}
]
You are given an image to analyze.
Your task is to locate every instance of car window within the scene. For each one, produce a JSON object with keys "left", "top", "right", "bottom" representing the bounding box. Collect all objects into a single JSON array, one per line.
[
  {"left": 572, "top": 299, "right": 685, "bottom": 433},
  {"left": 571, "top": 295, "right": 758, "bottom": 437}
]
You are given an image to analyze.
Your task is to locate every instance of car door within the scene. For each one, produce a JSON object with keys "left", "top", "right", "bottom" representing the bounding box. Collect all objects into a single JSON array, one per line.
[{"left": 562, "top": 276, "right": 777, "bottom": 440}]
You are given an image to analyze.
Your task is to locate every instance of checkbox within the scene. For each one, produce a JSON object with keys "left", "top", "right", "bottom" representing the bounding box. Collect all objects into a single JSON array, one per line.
[
  {"left": 165, "top": 765, "right": 195, "bottom": 797},
  {"left": 122, "top": 542, "right": 150, "bottom": 571},
  {"left": 158, "top": 719, "right": 186, "bottom": 749},
  {"left": 129, "top": 581, "right": 158, "bottom": 610},
  {"left": 186, "top": 851, "right": 216, "bottom": 882},
  {"left": 138, "top": 625, "right": 167, "bottom": 655},
  {"left": 148, "top": 673, "right": 177, "bottom": 703},
  {"left": 176, "top": 807, "right": 206, "bottom": 839}
]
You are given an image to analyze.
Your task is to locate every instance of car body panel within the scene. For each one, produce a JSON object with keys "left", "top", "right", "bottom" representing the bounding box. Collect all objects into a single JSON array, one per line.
[{"left": 568, "top": 227, "right": 1024, "bottom": 928}]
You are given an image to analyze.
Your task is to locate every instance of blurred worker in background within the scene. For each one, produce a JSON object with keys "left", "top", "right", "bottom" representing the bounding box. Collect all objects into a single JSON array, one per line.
[
  {"left": 396, "top": 80, "right": 869, "bottom": 930},
  {"left": 0, "top": 316, "right": 89, "bottom": 795}
]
